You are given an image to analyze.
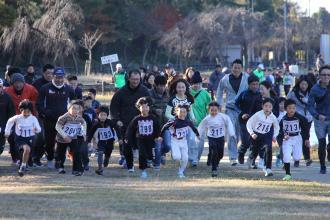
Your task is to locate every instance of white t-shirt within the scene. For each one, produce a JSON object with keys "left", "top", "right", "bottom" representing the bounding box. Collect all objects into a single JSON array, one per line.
[
  {"left": 5, "top": 114, "right": 41, "bottom": 137},
  {"left": 246, "top": 110, "right": 279, "bottom": 138},
  {"left": 198, "top": 113, "right": 235, "bottom": 138}
]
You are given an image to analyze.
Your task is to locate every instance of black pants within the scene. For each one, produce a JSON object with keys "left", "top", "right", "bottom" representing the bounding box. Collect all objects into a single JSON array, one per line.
[
  {"left": 81, "top": 141, "right": 89, "bottom": 167},
  {"left": 250, "top": 132, "right": 273, "bottom": 169},
  {"left": 238, "top": 122, "right": 251, "bottom": 155},
  {"left": 0, "top": 133, "right": 5, "bottom": 155},
  {"left": 44, "top": 119, "right": 57, "bottom": 161},
  {"left": 318, "top": 138, "right": 327, "bottom": 168},
  {"left": 55, "top": 137, "right": 84, "bottom": 172},
  {"left": 8, "top": 133, "right": 20, "bottom": 162},
  {"left": 32, "top": 119, "right": 45, "bottom": 161},
  {"left": 208, "top": 137, "right": 224, "bottom": 171},
  {"left": 137, "top": 138, "right": 154, "bottom": 170},
  {"left": 302, "top": 122, "right": 312, "bottom": 160},
  {"left": 97, "top": 140, "right": 114, "bottom": 166}
]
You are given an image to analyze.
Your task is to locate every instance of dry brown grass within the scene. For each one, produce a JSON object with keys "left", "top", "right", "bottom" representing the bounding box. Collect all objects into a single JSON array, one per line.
[{"left": 0, "top": 149, "right": 329, "bottom": 220}]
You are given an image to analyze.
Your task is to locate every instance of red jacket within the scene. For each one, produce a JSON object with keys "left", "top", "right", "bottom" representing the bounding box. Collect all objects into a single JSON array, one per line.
[{"left": 4, "top": 84, "right": 39, "bottom": 115}]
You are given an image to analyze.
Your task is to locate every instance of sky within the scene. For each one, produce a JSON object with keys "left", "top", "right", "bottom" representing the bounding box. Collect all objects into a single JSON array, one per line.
[{"left": 290, "top": 0, "right": 330, "bottom": 16}]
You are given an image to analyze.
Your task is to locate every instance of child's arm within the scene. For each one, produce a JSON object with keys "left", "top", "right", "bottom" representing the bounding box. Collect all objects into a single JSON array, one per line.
[
  {"left": 197, "top": 117, "right": 208, "bottom": 137},
  {"left": 188, "top": 121, "right": 199, "bottom": 137},
  {"left": 160, "top": 121, "right": 173, "bottom": 136},
  {"left": 246, "top": 113, "right": 257, "bottom": 136},
  {"left": 222, "top": 113, "right": 236, "bottom": 137},
  {"left": 4, "top": 115, "right": 17, "bottom": 137},
  {"left": 32, "top": 116, "right": 41, "bottom": 133},
  {"left": 272, "top": 115, "right": 280, "bottom": 139},
  {"left": 278, "top": 119, "right": 285, "bottom": 141},
  {"left": 55, "top": 116, "right": 69, "bottom": 139},
  {"left": 165, "top": 105, "right": 175, "bottom": 120},
  {"left": 87, "top": 123, "right": 98, "bottom": 143}
]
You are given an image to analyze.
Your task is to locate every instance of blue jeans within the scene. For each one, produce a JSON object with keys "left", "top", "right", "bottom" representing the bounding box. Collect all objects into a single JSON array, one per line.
[
  {"left": 188, "top": 128, "right": 199, "bottom": 163},
  {"left": 225, "top": 108, "right": 239, "bottom": 160}
]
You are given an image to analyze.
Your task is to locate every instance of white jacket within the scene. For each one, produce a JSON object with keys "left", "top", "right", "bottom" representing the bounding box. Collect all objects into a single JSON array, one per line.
[
  {"left": 198, "top": 113, "right": 236, "bottom": 138},
  {"left": 246, "top": 110, "right": 279, "bottom": 139},
  {"left": 5, "top": 114, "right": 41, "bottom": 137}
]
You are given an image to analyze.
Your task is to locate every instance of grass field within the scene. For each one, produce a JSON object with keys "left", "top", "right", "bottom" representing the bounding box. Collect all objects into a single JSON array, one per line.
[{"left": 0, "top": 148, "right": 329, "bottom": 220}]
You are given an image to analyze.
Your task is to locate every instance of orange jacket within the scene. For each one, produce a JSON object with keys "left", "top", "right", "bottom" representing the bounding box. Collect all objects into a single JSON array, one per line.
[{"left": 4, "top": 84, "right": 39, "bottom": 115}]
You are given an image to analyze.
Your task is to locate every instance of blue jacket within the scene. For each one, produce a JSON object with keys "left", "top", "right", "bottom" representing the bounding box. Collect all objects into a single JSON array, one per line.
[
  {"left": 208, "top": 71, "right": 224, "bottom": 91},
  {"left": 308, "top": 81, "right": 330, "bottom": 120}
]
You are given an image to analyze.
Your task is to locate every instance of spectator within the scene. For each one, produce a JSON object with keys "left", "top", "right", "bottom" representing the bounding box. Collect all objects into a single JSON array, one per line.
[{"left": 208, "top": 64, "right": 225, "bottom": 100}]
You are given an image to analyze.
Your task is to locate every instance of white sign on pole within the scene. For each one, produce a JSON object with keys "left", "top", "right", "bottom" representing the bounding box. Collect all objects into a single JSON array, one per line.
[{"left": 101, "top": 54, "right": 119, "bottom": 65}]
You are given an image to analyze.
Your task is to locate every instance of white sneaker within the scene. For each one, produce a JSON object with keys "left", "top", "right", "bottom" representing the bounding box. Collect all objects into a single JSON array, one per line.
[
  {"left": 258, "top": 159, "right": 264, "bottom": 169},
  {"left": 128, "top": 167, "right": 135, "bottom": 173},
  {"left": 264, "top": 168, "right": 273, "bottom": 177},
  {"left": 47, "top": 160, "right": 55, "bottom": 169},
  {"left": 178, "top": 172, "right": 185, "bottom": 178},
  {"left": 140, "top": 170, "right": 147, "bottom": 178},
  {"left": 231, "top": 160, "right": 238, "bottom": 166}
]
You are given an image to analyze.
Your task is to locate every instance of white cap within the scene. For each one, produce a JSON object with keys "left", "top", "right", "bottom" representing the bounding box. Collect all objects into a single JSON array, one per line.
[
  {"left": 116, "top": 63, "right": 122, "bottom": 69},
  {"left": 258, "top": 64, "right": 265, "bottom": 70}
]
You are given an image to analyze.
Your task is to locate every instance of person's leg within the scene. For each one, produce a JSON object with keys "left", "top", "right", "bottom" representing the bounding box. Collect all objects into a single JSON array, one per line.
[
  {"left": 248, "top": 137, "right": 259, "bottom": 168},
  {"left": 43, "top": 120, "right": 57, "bottom": 163},
  {"left": 138, "top": 139, "right": 148, "bottom": 171},
  {"left": 188, "top": 128, "right": 198, "bottom": 165},
  {"left": 32, "top": 119, "right": 45, "bottom": 165},
  {"left": 0, "top": 134, "right": 6, "bottom": 155},
  {"left": 81, "top": 141, "right": 89, "bottom": 169},
  {"left": 55, "top": 142, "right": 67, "bottom": 170},
  {"left": 160, "top": 129, "right": 172, "bottom": 165},
  {"left": 71, "top": 139, "right": 83, "bottom": 173},
  {"left": 208, "top": 138, "right": 217, "bottom": 171},
  {"left": 238, "top": 123, "right": 251, "bottom": 164},
  {"left": 124, "top": 142, "right": 134, "bottom": 170},
  {"left": 21, "top": 145, "right": 31, "bottom": 165},
  {"left": 171, "top": 139, "right": 181, "bottom": 161},
  {"left": 179, "top": 141, "right": 189, "bottom": 175},
  {"left": 8, "top": 133, "right": 19, "bottom": 163},
  {"left": 264, "top": 144, "right": 272, "bottom": 169},
  {"left": 225, "top": 109, "right": 239, "bottom": 162},
  {"left": 314, "top": 119, "right": 327, "bottom": 173},
  {"left": 153, "top": 139, "right": 162, "bottom": 168},
  {"left": 302, "top": 122, "right": 312, "bottom": 161},
  {"left": 197, "top": 132, "right": 206, "bottom": 161}
]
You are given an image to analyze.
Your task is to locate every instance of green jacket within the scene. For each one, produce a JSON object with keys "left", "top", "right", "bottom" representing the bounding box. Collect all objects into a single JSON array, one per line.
[
  {"left": 114, "top": 71, "right": 126, "bottom": 88},
  {"left": 190, "top": 88, "right": 211, "bottom": 125},
  {"left": 253, "top": 69, "right": 265, "bottom": 82}
]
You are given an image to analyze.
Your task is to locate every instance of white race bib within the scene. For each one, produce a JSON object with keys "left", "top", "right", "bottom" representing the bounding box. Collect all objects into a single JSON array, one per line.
[
  {"left": 175, "top": 127, "right": 188, "bottom": 139},
  {"left": 18, "top": 125, "right": 34, "bottom": 137},
  {"left": 207, "top": 126, "right": 224, "bottom": 138},
  {"left": 283, "top": 120, "right": 300, "bottom": 133},
  {"left": 98, "top": 128, "right": 114, "bottom": 141},
  {"left": 138, "top": 120, "right": 153, "bottom": 136},
  {"left": 254, "top": 121, "right": 272, "bottom": 134},
  {"left": 63, "top": 124, "right": 82, "bottom": 137}
]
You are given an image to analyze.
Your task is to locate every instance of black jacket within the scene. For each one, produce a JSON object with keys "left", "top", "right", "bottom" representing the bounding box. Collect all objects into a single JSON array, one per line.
[
  {"left": 33, "top": 77, "right": 51, "bottom": 93},
  {"left": 87, "top": 118, "right": 121, "bottom": 145},
  {"left": 235, "top": 89, "right": 263, "bottom": 124},
  {"left": 0, "top": 92, "right": 15, "bottom": 132},
  {"left": 110, "top": 84, "right": 150, "bottom": 128},
  {"left": 278, "top": 112, "right": 309, "bottom": 141},
  {"left": 36, "top": 82, "right": 75, "bottom": 121}
]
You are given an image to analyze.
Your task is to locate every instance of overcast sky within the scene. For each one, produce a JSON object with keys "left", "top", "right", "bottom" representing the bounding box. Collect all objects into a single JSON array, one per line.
[{"left": 290, "top": 0, "right": 330, "bottom": 15}]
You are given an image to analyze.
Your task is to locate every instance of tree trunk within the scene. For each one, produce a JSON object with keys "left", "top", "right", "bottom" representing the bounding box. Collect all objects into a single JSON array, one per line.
[
  {"left": 72, "top": 53, "right": 79, "bottom": 74},
  {"left": 29, "top": 48, "right": 36, "bottom": 64},
  {"left": 142, "top": 40, "right": 151, "bottom": 67},
  {"left": 87, "top": 49, "right": 92, "bottom": 75}
]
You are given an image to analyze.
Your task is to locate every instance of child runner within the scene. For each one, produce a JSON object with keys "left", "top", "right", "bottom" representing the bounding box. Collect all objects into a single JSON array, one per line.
[
  {"left": 5, "top": 100, "right": 41, "bottom": 176},
  {"left": 246, "top": 98, "right": 280, "bottom": 177},
  {"left": 126, "top": 97, "right": 161, "bottom": 178},
  {"left": 198, "top": 102, "right": 235, "bottom": 177},
  {"left": 275, "top": 97, "right": 287, "bottom": 168},
  {"left": 161, "top": 104, "right": 199, "bottom": 178},
  {"left": 55, "top": 100, "right": 87, "bottom": 176},
  {"left": 279, "top": 99, "right": 310, "bottom": 181},
  {"left": 87, "top": 88, "right": 101, "bottom": 111},
  {"left": 88, "top": 106, "right": 122, "bottom": 175}
]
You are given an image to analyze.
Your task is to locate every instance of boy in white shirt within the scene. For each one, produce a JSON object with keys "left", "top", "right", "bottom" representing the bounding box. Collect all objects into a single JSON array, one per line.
[
  {"left": 5, "top": 99, "right": 41, "bottom": 177},
  {"left": 198, "top": 102, "right": 236, "bottom": 177},
  {"left": 246, "top": 98, "right": 280, "bottom": 177}
]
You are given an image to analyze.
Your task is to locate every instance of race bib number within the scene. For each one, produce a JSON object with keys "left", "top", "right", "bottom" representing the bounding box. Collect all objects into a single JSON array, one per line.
[
  {"left": 138, "top": 120, "right": 153, "bottom": 136},
  {"left": 207, "top": 126, "right": 224, "bottom": 138},
  {"left": 255, "top": 121, "right": 272, "bottom": 134},
  {"left": 63, "top": 124, "right": 82, "bottom": 137},
  {"left": 283, "top": 120, "right": 300, "bottom": 133},
  {"left": 175, "top": 127, "right": 188, "bottom": 139},
  {"left": 98, "top": 128, "right": 114, "bottom": 141},
  {"left": 18, "top": 125, "right": 34, "bottom": 137}
]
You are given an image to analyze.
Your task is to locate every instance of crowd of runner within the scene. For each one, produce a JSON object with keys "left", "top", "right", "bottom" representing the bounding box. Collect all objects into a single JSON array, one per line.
[{"left": 0, "top": 59, "right": 329, "bottom": 180}]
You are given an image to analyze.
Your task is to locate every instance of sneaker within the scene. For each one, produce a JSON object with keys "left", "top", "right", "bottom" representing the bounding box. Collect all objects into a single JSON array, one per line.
[
  {"left": 282, "top": 174, "right": 292, "bottom": 181},
  {"left": 58, "top": 168, "right": 66, "bottom": 174},
  {"left": 133, "top": 149, "right": 139, "bottom": 159},
  {"left": 140, "top": 170, "right": 148, "bottom": 178},
  {"left": 18, "top": 166, "right": 26, "bottom": 177},
  {"left": 33, "top": 160, "right": 43, "bottom": 167},
  {"left": 95, "top": 169, "right": 103, "bottom": 175},
  {"left": 178, "top": 172, "right": 185, "bottom": 178},
  {"left": 72, "top": 171, "right": 83, "bottom": 176},
  {"left": 264, "top": 168, "right": 273, "bottom": 177},
  {"left": 306, "top": 159, "right": 313, "bottom": 167},
  {"left": 153, "top": 166, "right": 160, "bottom": 171},
  {"left": 118, "top": 156, "right": 125, "bottom": 165},
  {"left": 238, "top": 153, "right": 244, "bottom": 164},
  {"left": 231, "top": 160, "right": 238, "bottom": 166},
  {"left": 128, "top": 167, "right": 135, "bottom": 173},
  {"left": 294, "top": 161, "right": 299, "bottom": 168},
  {"left": 160, "top": 156, "right": 166, "bottom": 165},
  {"left": 47, "top": 160, "right": 55, "bottom": 169},
  {"left": 103, "top": 156, "right": 110, "bottom": 167},
  {"left": 320, "top": 167, "right": 327, "bottom": 174},
  {"left": 211, "top": 170, "right": 218, "bottom": 177},
  {"left": 191, "top": 161, "right": 198, "bottom": 167},
  {"left": 258, "top": 159, "right": 264, "bottom": 169}
]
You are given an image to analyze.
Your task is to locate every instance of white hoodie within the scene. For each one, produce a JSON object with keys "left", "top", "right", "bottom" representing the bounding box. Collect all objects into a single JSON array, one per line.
[
  {"left": 198, "top": 113, "right": 236, "bottom": 138},
  {"left": 246, "top": 110, "right": 279, "bottom": 139}
]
